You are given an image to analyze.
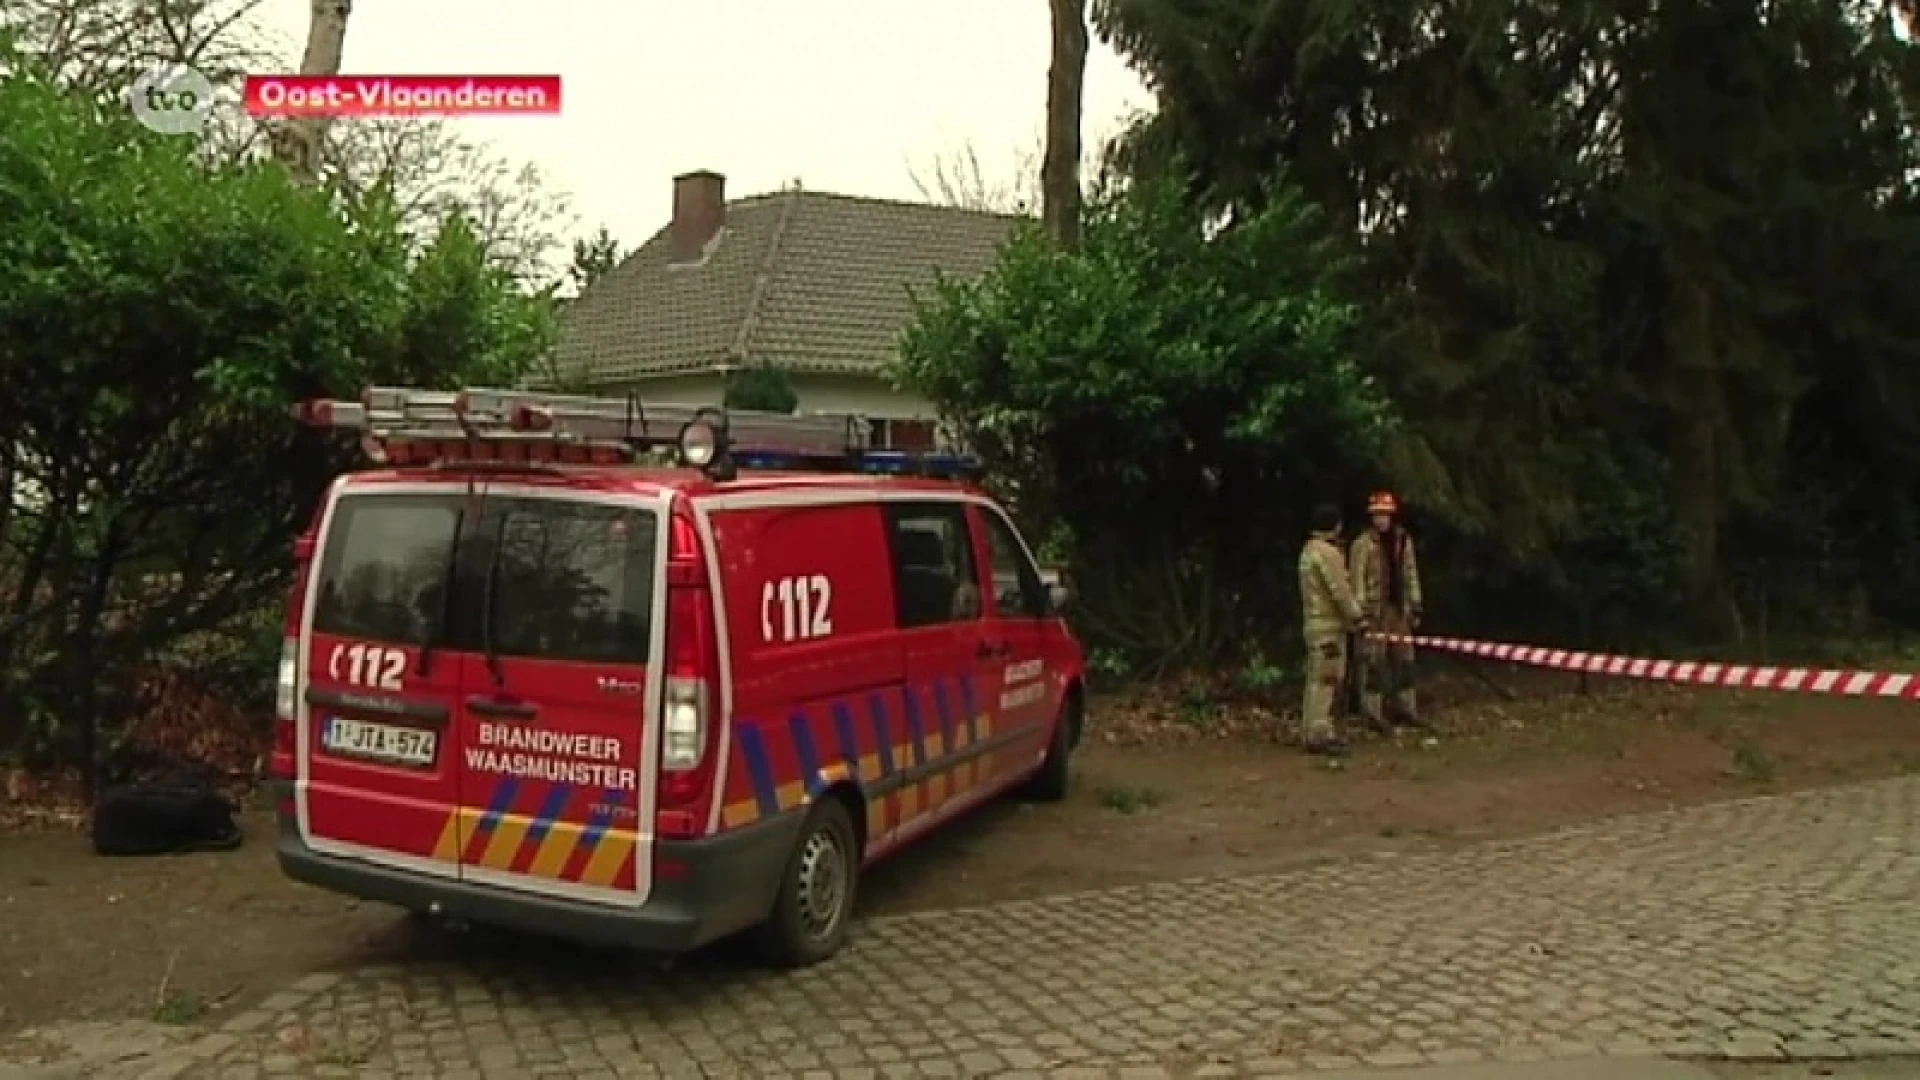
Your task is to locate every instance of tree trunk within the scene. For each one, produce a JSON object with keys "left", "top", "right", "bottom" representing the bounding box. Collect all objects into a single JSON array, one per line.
[
  {"left": 1668, "top": 280, "right": 1739, "bottom": 639},
  {"left": 0, "top": 440, "right": 13, "bottom": 551},
  {"left": 271, "top": 0, "right": 354, "bottom": 186},
  {"left": 72, "top": 520, "right": 127, "bottom": 797},
  {"left": 1041, "top": 0, "right": 1088, "bottom": 250}
]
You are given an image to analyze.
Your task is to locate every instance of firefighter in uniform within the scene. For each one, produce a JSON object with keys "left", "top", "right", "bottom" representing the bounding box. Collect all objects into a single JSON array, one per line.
[
  {"left": 1298, "top": 503, "right": 1367, "bottom": 756},
  {"left": 1349, "top": 490, "right": 1425, "bottom": 728}
]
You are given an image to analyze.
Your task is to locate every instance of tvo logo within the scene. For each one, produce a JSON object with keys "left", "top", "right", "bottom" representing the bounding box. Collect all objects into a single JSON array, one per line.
[{"left": 129, "top": 64, "right": 216, "bottom": 136}]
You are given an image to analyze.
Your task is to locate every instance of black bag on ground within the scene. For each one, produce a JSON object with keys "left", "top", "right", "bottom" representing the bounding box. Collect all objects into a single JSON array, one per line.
[{"left": 91, "top": 779, "right": 244, "bottom": 856}]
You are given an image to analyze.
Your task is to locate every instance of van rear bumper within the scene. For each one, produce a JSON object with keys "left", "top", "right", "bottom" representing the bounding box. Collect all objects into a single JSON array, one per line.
[{"left": 275, "top": 811, "right": 802, "bottom": 953}]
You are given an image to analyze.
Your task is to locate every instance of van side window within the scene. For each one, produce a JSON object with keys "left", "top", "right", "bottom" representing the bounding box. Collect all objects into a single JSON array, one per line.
[
  {"left": 883, "top": 503, "right": 983, "bottom": 629},
  {"left": 486, "top": 501, "right": 657, "bottom": 664},
  {"left": 312, "top": 496, "right": 461, "bottom": 646},
  {"left": 981, "top": 510, "right": 1048, "bottom": 618}
]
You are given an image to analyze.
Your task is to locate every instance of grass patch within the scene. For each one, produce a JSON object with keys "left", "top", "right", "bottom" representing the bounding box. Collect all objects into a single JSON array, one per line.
[
  {"left": 150, "top": 949, "right": 203, "bottom": 1025},
  {"left": 1097, "top": 784, "right": 1167, "bottom": 814},
  {"left": 315, "top": 1044, "right": 372, "bottom": 1067},
  {"left": 1730, "top": 741, "right": 1778, "bottom": 783},
  {"left": 151, "top": 990, "right": 204, "bottom": 1025},
  {"left": 1177, "top": 686, "right": 1216, "bottom": 726}
]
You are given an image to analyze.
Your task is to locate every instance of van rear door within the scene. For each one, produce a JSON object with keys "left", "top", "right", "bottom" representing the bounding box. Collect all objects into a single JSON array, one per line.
[
  {"left": 453, "top": 492, "right": 667, "bottom": 907},
  {"left": 299, "top": 489, "right": 470, "bottom": 879}
]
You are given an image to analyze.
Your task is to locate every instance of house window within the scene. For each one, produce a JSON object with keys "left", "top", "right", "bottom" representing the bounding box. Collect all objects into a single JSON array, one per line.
[
  {"left": 866, "top": 418, "right": 938, "bottom": 452},
  {"left": 892, "top": 420, "right": 936, "bottom": 451}
]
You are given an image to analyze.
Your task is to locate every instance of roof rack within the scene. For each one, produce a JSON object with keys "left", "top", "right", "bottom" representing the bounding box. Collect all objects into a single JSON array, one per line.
[{"left": 293, "top": 385, "right": 982, "bottom": 482}]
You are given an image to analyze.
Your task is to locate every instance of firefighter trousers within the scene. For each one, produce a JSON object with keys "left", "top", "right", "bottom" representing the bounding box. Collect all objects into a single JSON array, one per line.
[
  {"left": 1301, "top": 631, "right": 1346, "bottom": 744},
  {"left": 1361, "top": 607, "right": 1418, "bottom": 724}
]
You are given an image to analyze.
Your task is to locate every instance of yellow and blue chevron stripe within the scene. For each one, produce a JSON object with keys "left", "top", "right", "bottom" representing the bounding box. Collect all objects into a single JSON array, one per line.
[
  {"left": 720, "top": 677, "right": 1031, "bottom": 835},
  {"left": 429, "top": 780, "right": 638, "bottom": 887},
  {"left": 416, "top": 679, "right": 1038, "bottom": 883}
]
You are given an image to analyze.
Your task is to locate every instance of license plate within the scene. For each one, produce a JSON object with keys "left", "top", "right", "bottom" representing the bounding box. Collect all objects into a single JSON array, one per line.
[{"left": 322, "top": 716, "right": 437, "bottom": 767}]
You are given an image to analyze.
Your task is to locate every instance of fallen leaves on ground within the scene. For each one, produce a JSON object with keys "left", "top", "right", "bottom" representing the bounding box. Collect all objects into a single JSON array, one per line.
[
  {"left": 1088, "top": 663, "right": 1703, "bottom": 750},
  {"left": 2, "top": 665, "right": 266, "bottom": 834},
  {"left": 117, "top": 666, "right": 266, "bottom": 801},
  {"left": 0, "top": 768, "right": 86, "bottom": 832}
]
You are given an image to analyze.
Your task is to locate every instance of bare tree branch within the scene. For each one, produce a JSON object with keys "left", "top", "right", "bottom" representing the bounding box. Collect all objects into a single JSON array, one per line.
[
  {"left": 321, "top": 117, "right": 576, "bottom": 282},
  {"left": 907, "top": 139, "right": 1042, "bottom": 213},
  {"left": 906, "top": 119, "right": 1128, "bottom": 215},
  {"left": 3, "top": 0, "right": 271, "bottom": 97},
  {"left": 4, "top": 0, "right": 575, "bottom": 282}
]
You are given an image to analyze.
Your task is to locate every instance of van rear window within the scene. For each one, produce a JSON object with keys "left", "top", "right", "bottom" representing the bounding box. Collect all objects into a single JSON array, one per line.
[
  {"left": 310, "top": 492, "right": 657, "bottom": 665},
  {"left": 486, "top": 501, "right": 656, "bottom": 665},
  {"left": 311, "top": 496, "right": 460, "bottom": 646}
]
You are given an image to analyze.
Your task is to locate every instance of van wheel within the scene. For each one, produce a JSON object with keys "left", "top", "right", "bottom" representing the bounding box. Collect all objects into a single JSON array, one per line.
[
  {"left": 1023, "top": 696, "right": 1076, "bottom": 802},
  {"left": 753, "top": 797, "right": 858, "bottom": 968}
]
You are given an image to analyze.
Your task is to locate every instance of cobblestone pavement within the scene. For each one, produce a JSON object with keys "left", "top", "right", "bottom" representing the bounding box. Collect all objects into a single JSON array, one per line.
[{"left": 11, "top": 775, "right": 1920, "bottom": 1079}]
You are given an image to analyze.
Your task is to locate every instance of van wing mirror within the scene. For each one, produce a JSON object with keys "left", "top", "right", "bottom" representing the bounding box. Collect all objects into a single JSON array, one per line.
[{"left": 1038, "top": 568, "right": 1071, "bottom": 615}]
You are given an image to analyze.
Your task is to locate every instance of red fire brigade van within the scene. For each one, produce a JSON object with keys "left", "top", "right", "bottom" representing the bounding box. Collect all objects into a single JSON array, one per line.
[{"left": 270, "top": 387, "right": 1085, "bottom": 967}]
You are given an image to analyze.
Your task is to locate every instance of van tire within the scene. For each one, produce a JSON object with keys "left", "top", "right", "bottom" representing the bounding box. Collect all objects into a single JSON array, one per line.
[
  {"left": 1023, "top": 696, "right": 1076, "bottom": 802},
  {"left": 753, "top": 797, "right": 859, "bottom": 968}
]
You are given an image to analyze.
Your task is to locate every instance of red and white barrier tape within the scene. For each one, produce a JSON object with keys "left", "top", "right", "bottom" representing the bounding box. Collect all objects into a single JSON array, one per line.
[{"left": 1370, "top": 633, "right": 1919, "bottom": 700}]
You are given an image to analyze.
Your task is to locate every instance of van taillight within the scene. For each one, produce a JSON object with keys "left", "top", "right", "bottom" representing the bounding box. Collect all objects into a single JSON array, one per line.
[
  {"left": 271, "top": 636, "right": 298, "bottom": 779},
  {"left": 270, "top": 534, "right": 313, "bottom": 796},
  {"left": 659, "top": 512, "right": 717, "bottom": 825}
]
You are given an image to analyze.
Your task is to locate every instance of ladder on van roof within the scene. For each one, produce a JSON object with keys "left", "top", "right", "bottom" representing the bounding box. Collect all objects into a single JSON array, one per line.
[{"left": 292, "top": 385, "right": 983, "bottom": 481}]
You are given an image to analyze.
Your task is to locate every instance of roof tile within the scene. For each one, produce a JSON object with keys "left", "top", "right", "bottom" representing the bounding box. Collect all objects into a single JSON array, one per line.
[{"left": 552, "top": 190, "right": 1021, "bottom": 384}]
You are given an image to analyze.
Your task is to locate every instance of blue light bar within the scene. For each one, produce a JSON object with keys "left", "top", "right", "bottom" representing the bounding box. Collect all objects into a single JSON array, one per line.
[
  {"left": 853, "top": 451, "right": 982, "bottom": 480},
  {"left": 728, "top": 448, "right": 983, "bottom": 481},
  {"left": 730, "top": 450, "right": 836, "bottom": 472}
]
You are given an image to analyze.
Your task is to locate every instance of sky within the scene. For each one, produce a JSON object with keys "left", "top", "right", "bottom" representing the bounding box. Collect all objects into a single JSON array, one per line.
[{"left": 246, "top": 0, "right": 1156, "bottom": 254}]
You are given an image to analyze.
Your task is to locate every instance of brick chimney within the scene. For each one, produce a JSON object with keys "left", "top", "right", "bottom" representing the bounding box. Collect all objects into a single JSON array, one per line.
[{"left": 669, "top": 170, "right": 726, "bottom": 264}]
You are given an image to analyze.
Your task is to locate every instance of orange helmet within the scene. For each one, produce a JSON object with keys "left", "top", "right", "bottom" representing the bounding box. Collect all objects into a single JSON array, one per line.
[{"left": 1367, "top": 491, "right": 1398, "bottom": 515}]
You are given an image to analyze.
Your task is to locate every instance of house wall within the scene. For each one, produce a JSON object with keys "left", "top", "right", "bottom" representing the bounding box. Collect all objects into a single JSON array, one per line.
[{"left": 790, "top": 372, "right": 938, "bottom": 420}]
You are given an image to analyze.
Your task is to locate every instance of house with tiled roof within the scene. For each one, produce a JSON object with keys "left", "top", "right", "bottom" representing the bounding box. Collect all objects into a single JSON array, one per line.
[{"left": 547, "top": 170, "right": 1021, "bottom": 450}]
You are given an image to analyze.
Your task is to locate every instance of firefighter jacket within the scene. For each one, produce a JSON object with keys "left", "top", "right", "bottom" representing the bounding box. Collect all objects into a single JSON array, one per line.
[
  {"left": 1349, "top": 526, "right": 1424, "bottom": 619},
  {"left": 1299, "top": 532, "right": 1364, "bottom": 636}
]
